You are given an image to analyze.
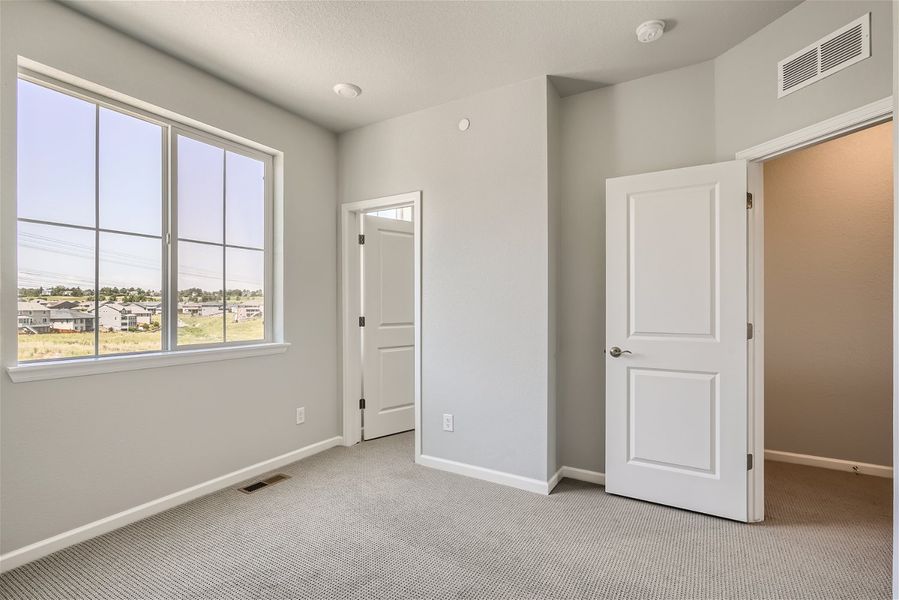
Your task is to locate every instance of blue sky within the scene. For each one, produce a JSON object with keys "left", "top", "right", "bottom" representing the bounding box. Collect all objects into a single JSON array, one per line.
[{"left": 17, "top": 79, "right": 263, "bottom": 294}]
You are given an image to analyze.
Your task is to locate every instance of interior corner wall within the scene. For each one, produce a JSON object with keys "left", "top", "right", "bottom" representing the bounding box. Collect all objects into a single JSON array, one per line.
[
  {"left": 714, "top": 0, "right": 894, "bottom": 159},
  {"left": 0, "top": 1, "right": 339, "bottom": 554},
  {"left": 764, "top": 122, "right": 893, "bottom": 466},
  {"left": 337, "top": 77, "right": 552, "bottom": 482},
  {"left": 556, "top": 61, "right": 717, "bottom": 474},
  {"left": 546, "top": 80, "right": 561, "bottom": 479}
]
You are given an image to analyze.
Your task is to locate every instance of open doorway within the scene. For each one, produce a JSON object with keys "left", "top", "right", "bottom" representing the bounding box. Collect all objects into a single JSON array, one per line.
[
  {"left": 739, "top": 119, "right": 894, "bottom": 594},
  {"left": 763, "top": 121, "right": 893, "bottom": 480},
  {"left": 340, "top": 192, "right": 422, "bottom": 455},
  {"left": 360, "top": 206, "right": 415, "bottom": 440},
  {"left": 736, "top": 97, "right": 896, "bottom": 524},
  {"left": 758, "top": 121, "right": 893, "bottom": 536}
]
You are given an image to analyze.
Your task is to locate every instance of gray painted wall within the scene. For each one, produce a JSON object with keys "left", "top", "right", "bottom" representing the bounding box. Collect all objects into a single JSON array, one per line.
[
  {"left": 714, "top": 0, "right": 894, "bottom": 159},
  {"left": 556, "top": 62, "right": 717, "bottom": 473},
  {"left": 1, "top": 1, "right": 339, "bottom": 553},
  {"left": 338, "top": 77, "right": 553, "bottom": 481}
]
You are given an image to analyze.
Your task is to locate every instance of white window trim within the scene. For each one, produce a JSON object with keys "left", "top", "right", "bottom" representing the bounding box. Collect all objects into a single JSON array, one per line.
[
  {"left": 7, "top": 342, "right": 290, "bottom": 383},
  {"left": 11, "top": 67, "right": 281, "bottom": 378},
  {"left": 169, "top": 126, "right": 275, "bottom": 350}
]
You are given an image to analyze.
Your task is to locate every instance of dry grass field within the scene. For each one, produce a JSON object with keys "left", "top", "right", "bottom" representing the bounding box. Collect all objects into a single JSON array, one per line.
[{"left": 17, "top": 314, "right": 264, "bottom": 361}]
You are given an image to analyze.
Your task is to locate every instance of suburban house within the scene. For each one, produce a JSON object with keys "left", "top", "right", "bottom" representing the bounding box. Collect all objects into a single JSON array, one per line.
[
  {"left": 199, "top": 303, "right": 223, "bottom": 317},
  {"left": 18, "top": 302, "right": 94, "bottom": 333},
  {"left": 46, "top": 300, "right": 79, "bottom": 310},
  {"left": 180, "top": 302, "right": 224, "bottom": 317},
  {"left": 233, "top": 304, "right": 263, "bottom": 322},
  {"left": 135, "top": 301, "right": 161, "bottom": 315},
  {"left": 122, "top": 303, "right": 152, "bottom": 325},
  {"left": 179, "top": 302, "right": 201, "bottom": 316},
  {"left": 94, "top": 303, "right": 138, "bottom": 332},
  {"left": 2, "top": 2, "right": 898, "bottom": 600},
  {"left": 48, "top": 309, "right": 95, "bottom": 333},
  {"left": 16, "top": 301, "right": 50, "bottom": 333}
]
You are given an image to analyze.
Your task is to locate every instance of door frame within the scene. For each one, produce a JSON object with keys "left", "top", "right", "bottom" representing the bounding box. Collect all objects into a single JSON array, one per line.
[
  {"left": 339, "top": 191, "right": 422, "bottom": 459},
  {"left": 735, "top": 96, "right": 894, "bottom": 523}
]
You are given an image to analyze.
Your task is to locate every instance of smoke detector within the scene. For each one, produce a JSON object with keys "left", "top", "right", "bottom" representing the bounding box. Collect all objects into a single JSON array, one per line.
[
  {"left": 636, "top": 20, "right": 666, "bottom": 44},
  {"left": 333, "top": 83, "right": 362, "bottom": 98}
]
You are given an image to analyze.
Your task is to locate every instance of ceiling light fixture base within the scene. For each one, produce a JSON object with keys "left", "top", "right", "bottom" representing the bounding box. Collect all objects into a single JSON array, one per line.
[
  {"left": 333, "top": 83, "right": 362, "bottom": 98},
  {"left": 635, "top": 20, "right": 666, "bottom": 44}
]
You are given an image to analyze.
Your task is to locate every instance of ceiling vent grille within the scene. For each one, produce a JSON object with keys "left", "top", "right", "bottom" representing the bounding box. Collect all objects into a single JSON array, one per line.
[{"left": 777, "top": 13, "right": 870, "bottom": 98}]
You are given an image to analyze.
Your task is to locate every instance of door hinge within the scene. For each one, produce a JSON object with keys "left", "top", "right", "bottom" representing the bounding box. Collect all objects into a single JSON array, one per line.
[
  {"left": 359, "top": 316, "right": 365, "bottom": 327},
  {"left": 359, "top": 398, "right": 366, "bottom": 410},
  {"left": 747, "top": 322, "right": 754, "bottom": 340},
  {"left": 747, "top": 453, "right": 754, "bottom": 470},
  {"left": 358, "top": 234, "right": 365, "bottom": 245},
  {"left": 746, "top": 192, "right": 753, "bottom": 209}
]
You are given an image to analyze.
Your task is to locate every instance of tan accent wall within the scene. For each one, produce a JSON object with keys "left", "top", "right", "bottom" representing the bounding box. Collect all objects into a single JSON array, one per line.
[{"left": 764, "top": 121, "right": 893, "bottom": 466}]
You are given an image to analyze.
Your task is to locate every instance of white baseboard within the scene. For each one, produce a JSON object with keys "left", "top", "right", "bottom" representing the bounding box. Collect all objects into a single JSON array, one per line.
[
  {"left": 560, "top": 466, "right": 605, "bottom": 486},
  {"left": 548, "top": 466, "right": 605, "bottom": 492},
  {"left": 765, "top": 449, "right": 893, "bottom": 478},
  {"left": 0, "top": 435, "right": 344, "bottom": 574},
  {"left": 548, "top": 468, "right": 563, "bottom": 493},
  {"left": 415, "top": 455, "right": 607, "bottom": 496},
  {"left": 417, "top": 454, "right": 553, "bottom": 494}
]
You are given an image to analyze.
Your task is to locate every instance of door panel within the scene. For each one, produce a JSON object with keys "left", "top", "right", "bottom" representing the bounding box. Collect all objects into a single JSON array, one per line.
[
  {"left": 629, "top": 369, "right": 717, "bottom": 474},
  {"left": 630, "top": 185, "right": 717, "bottom": 338},
  {"left": 363, "top": 214, "right": 415, "bottom": 440},
  {"left": 378, "top": 230, "right": 415, "bottom": 325},
  {"left": 606, "top": 160, "right": 749, "bottom": 521},
  {"left": 378, "top": 346, "right": 414, "bottom": 410}
]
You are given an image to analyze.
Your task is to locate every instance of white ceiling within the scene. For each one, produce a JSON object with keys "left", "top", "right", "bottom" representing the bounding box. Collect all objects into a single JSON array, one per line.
[{"left": 64, "top": 0, "right": 801, "bottom": 133}]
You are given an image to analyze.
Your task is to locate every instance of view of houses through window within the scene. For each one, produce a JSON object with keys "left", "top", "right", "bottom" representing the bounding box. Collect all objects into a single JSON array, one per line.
[{"left": 16, "top": 76, "right": 268, "bottom": 362}]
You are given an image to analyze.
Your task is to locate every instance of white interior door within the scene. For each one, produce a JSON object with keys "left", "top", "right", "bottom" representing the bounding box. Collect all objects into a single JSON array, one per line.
[
  {"left": 605, "top": 160, "right": 750, "bottom": 521},
  {"left": 362, "top": 213, "right": 415, "bottom": 440}
]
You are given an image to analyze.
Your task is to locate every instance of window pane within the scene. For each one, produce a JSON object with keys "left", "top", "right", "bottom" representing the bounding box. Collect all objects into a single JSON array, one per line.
[
  {"left": 370, "top": 207, "right": 412, "bottom": 221},
  {"left": 177, "top": 135, "right": 223, "bottom": 243},
  {"left": 226, "top": 247, "right": 264, "bottom": 342},
  {"left": 17, "top": 221, "right": 95, "bottom": 361},
  {"left": 178, "top": 241, "right": 223, "bottom": 345},
  {"left": 226, "top": 151, "right": 265, "bottom": 248},
  {"left": 99, "top": 109, "right": 162, "bottom": 235},
  {"left": 17, "top": 79, "right": 95, "bottom": 227},
  {"left": 98, "top": 233, "right": 162, "bottom": 354}
]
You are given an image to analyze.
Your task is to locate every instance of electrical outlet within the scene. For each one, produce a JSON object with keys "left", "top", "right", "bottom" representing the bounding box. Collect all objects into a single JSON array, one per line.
[
  {"left": 442, "top": 413, "right": 454, "bottom": 432},
  {"left": 296, "top": 407, "right": 305, "bottom": 425}
]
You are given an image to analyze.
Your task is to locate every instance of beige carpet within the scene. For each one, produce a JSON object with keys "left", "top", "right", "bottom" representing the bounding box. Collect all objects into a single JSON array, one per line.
[{"left": 0, "top": 432, "right": 891, "bottom": 599}]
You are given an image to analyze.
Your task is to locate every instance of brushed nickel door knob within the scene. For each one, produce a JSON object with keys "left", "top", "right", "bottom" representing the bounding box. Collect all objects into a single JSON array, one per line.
[{"left": 609, "top": 346, "right": 632, "bottom": 358}]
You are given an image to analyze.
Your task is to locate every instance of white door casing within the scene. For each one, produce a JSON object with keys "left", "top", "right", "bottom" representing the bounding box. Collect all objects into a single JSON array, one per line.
[
  {"left": 362, "top": 214, "right": 415, "bottom": 440},
  {"left": 605, "top": 160, "right": 750, "bottom": 522}
]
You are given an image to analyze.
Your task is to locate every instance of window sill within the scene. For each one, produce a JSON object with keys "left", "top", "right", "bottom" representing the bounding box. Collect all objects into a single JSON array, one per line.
[{"left": 6, "top": 342, "right": 290, "bottom": 383}]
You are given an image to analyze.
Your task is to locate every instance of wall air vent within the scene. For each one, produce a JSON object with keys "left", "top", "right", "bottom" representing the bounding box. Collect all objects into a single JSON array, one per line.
[{"left": 777, "top": 13, "right": 870, "bottom": 98}]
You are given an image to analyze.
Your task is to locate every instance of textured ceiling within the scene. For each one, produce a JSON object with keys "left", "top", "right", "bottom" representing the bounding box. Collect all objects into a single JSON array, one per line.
[{"left": 64, "top": 1, "right": 800, "bottom": 133}]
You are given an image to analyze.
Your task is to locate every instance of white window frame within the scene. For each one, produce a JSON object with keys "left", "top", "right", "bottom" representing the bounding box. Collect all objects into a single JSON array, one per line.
[
  {"left": 9, "top": 69, "right": 284, "bottom": 382},
  {"left": 169, "top": 126, "right": 274, "bottom": 351}
]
